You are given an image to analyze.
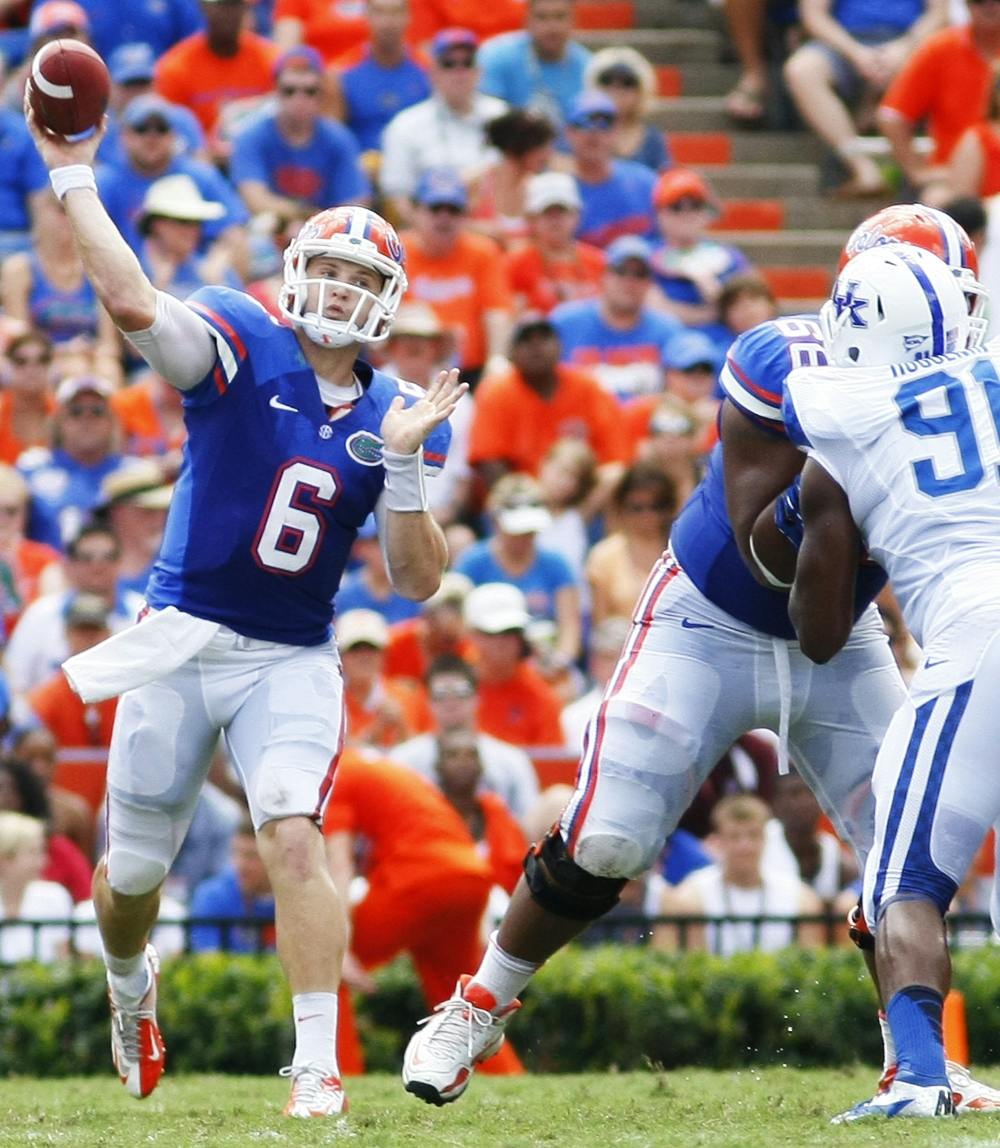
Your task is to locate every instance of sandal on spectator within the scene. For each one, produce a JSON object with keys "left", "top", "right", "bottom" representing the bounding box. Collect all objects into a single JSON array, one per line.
[{"left": 725, "top": 79, "right": 766, "bottom": 125}]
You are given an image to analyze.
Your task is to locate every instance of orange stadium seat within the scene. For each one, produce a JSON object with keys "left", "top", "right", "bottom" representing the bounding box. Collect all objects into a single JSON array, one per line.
[
  {"left": 711, "top": 200, "right": 785, "bottom": 231},
  {"left": 759, "top": 266, "right": 833, "bottom": 300},
  {"left": 669, "top": 132, "right": 732, "bottom": 165},
  {"left": 574, "top": 0, "right": 635, "bottom": 28},
  {"left": 656, "top": 66, "right": 683, "bottom": 98}
]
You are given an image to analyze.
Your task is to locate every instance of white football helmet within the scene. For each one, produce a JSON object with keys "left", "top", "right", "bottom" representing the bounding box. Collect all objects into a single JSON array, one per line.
[
  {"left": 278, "top": 205, "right": 408, "bottom": 348},
  {"left": 820, "top": 246, "right": 975, "bottom": 368}
]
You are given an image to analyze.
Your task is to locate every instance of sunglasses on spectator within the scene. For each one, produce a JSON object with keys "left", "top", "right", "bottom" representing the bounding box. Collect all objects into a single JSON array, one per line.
[
  {"left": 623, "top": 499, "right": 670, "bottom": 513},
  {"left": 10, "top": 353, "right": 51, "bottom": 366},
  {"left": 430, "top": 683, "right": 476, "bottom": 700},
  {"left": 279, "top": 83, "right": 320, "bottom": 97},
  {"left": 0, "top": 504, "right": 24, "bottom": 516},
  {"left": 572, "top": 114, "right": 615, "bottom": 131},
  {"left": 66, "top": 403, "right": 108, "bottom": 417},
  {"left": 597, "top": 69, "right": 640, "bottom": 88},
  {"left": 73, "top": 549, "right": 119, "bottom": 563},
  {"left": 663, "top": 197, "right": 710, "bottom": 213},
  {"left": 131, "top": 119, "right": 171, "bottom": 135},
  {"left": 439, "top": 54, "right": 475, "bottom": 69},
  {"left": 611, "top": 264, "right": 652, "bottom": 279}
]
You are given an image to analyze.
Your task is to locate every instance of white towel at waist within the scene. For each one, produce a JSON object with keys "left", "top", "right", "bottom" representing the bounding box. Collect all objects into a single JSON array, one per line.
[{"left": 62, "top": 606, "right": 221, "bottom": 702}]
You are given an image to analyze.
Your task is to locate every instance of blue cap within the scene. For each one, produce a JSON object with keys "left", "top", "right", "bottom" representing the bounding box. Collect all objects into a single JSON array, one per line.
[
  {"left": 605, "top": 234, "right": 652, "bottom": 269},
  {"left": 273, "top": 45, "right": 324, "bottom": 79},
  {"left": 662, "top": 330, "right": 722, "bottom": 371},
  {"left": 566, "top": 90, "right": 617, "bottom": 129},
  {"left": 414, "top": 168, "right": 468, "bottom": 210},
  {"left": 109, "top": 42, "right": 156, "bottom": 85},
  {"left": 122, "top": 93, "right": 177, "bottom": 130},
  {"left": 431, "top": 27, "right": 478, "bottom": 60}
]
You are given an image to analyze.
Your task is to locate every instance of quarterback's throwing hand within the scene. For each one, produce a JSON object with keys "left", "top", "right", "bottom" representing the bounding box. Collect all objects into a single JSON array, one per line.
[{"left": 380, "top": 368, "right": 467, "bottom": 456}]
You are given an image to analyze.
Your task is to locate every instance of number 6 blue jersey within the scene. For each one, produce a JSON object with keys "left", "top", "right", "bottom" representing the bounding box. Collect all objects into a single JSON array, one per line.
[{"left": 143, "top": 287, "right": 450, "bottom": 646}]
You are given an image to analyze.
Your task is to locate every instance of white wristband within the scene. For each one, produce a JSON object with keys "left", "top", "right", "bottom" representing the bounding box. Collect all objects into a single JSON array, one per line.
[
  {"left": 382, "top": 447, "right": 428, "bottom": 512},
  {"left": 748, "top": 534, "right": 793, "bottom": 590},
  {"left": 49, "top": 164, "right": 97, "bottom": 201}
]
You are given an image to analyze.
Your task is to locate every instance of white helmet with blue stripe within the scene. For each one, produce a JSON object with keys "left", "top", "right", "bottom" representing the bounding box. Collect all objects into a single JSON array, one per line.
[{"left": 820, "top": 245, "right": 975, "bottom": 369}]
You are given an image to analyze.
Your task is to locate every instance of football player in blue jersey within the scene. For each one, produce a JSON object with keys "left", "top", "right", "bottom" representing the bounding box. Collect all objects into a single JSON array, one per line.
[
  {"left": 27, "top": 103, "right": 464, "bottom": 1119},
  {"left": 401, "top": 204, "right": 1000, "bottom": 1116}
]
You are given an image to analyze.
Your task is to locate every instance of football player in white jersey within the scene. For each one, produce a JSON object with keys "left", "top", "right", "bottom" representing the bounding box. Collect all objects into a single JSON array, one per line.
[
  {"left": 26, "top": 102, "right": 464, "bottom": 1118},
  {"left": 767, "top": 244, "right": 1000, "bottom": 1119}
]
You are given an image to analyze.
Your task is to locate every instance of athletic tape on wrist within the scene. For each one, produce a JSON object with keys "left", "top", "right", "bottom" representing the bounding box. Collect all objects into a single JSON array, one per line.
[
  {"left": 382, "top": 447, "right": 428, "bottom": 512},
  {"left": 748, "top": 534, "right": 793, "bottom": 590},
  {"left": 49, "top": 165, "right": 97, "bottom": 201}
]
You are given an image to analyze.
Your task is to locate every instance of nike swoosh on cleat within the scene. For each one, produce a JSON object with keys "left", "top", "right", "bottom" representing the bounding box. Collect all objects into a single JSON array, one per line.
[
  {"left": 681, "top": 618, "right": 714, "bottom": 630},
  {"left": 270, "top": 395, "right": 299, "bottom": 412}
]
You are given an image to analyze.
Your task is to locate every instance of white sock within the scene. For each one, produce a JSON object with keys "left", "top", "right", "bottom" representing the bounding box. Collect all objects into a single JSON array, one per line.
[
  {"left": 292, "top": 992, "right": 340, "bottom": 1073},
  {"left": 879, "top": 1009, "right": 896, "bottom": 1072},
  {"left": 106, "top": 951, "right": 151, "bottom": 1006},
  {"left": 470, "top": 932, "right": 541, "bottom": 1010}
]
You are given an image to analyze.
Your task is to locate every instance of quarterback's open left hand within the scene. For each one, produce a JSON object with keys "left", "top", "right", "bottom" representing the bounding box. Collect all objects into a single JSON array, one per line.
[{"left": 380, "top": 368, "right": 467, "bottom": 456}]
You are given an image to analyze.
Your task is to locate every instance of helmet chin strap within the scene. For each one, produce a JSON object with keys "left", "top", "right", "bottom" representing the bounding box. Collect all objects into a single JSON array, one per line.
[{"left": 300, "top": 313, "right": 356, "bottom": 349}]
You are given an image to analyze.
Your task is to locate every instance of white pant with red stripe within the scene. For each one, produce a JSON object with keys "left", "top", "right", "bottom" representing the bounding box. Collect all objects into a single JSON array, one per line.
[
  {"left": 559, "top": 552, "right": 905, "bottom": 879},
  {"left": 104, "top": 625, "right": 344, "bottom": 895}
]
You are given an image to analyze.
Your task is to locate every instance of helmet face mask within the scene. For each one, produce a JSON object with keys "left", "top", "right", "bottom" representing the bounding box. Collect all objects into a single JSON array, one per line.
[
  {"left": 278, "top": 206, "right": 408, "bottom": 347},
  {"left": 821, "top": 246, "right": 973, "bottom": 369}
]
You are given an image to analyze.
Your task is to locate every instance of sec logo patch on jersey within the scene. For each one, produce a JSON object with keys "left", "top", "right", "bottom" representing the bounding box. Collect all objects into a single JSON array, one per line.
[{"left": 347, "top": 431, "right": 383, "bottom": 465}]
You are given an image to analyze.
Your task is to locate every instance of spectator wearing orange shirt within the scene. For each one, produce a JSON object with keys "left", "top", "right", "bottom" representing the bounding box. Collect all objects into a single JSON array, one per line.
[
  {"left": 467, "top": 312, "right": 626, "bottom": 490},
  {"left": 337, "top": 609, "right": 433, "bottom": 750},
  {"left": 323, "top": 745, "right": 524, "bottom": 1074},
  {"left": 463, "top": 582, "right": 564, "bottom": 760},
  {"left": 878, "top": 2, "right": 1000, "bottom": 197},
  {"left": 274, "top": 0, "right": 373, "bottom": 65},
  {"left": 401, "top": 169, "right": 514, "bottom": 385},
  {"left": 25, "top": 593, "right": 116, "bottom": 817},
  {"left": 110, "top": 370, "right": 186, "bottom": 471},
  {"left": 0, "top": 331, "right": 57, "bottom": 468},
  {"left": 155, "top": 0, "right": 281, "bottom": 136},
  {"left": 384, "top": 571, "right": 477, "bottom": 684},
  {"left": 506, "top": 172, "right": 605, "bottom": 313},
  {"left": 0, "top": 465, "right": 63, "bottom": 637},
  {"left": 947, "top": 71, "right": 1000, "bottom": 201}
]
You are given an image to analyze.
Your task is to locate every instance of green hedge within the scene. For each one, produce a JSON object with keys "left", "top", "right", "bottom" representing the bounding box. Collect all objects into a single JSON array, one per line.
[{"left": 3, "top": 945, "right": 1000, "bottom": 1077}]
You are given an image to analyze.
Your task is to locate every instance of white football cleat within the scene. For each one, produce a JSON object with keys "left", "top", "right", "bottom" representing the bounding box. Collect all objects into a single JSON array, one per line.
[
  {"left": 831, "top": 1079, "right": 955, "bottom": 1123},
  {"left": 280, "top": 1064, "right": 349, "bottom": 1118},
  {"left": 402, "top": 975, "right": 520, "bottom": 1106},
  {"left": 946, "top": 1060, "right": 1000, "bottom": 1113},
  {"left": 108, "top": 943, "right": 165, "bottom": 1099}
]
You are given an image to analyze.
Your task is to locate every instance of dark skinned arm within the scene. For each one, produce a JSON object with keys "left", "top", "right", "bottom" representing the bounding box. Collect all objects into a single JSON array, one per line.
[{"left": 788, "top": 459, "right": 862, "bottom": 664}]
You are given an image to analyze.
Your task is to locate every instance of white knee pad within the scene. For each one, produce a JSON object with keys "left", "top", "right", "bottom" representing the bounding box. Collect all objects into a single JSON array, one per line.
[
  {"left": 575, "top": 833, "right": 652, "bottom": 880},
  {"left": 106, "top": 848, "right": 169, "bottom": 897}
]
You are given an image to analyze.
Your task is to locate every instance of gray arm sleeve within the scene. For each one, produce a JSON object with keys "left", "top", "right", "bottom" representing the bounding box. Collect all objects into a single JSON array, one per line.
[{"left": 124, "top": 290, "right": 219, "bottom": 392}]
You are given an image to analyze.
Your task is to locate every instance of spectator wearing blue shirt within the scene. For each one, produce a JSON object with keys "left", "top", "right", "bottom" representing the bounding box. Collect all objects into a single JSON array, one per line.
[
  {"left": 335, "top": 516, "right": 423, "bottom": 624},
  {"left": 230, "top": 46, "right": 370, "bottom": 227},
  {"left": 331, "top": 0, "right": 432, "bottom": 153},
  {"left": 565, "top": 90, "right": 656, "bottom": 249},
  {"left": 67, "top": 0, "right": 203, "bottom": 63},
  {"left": 0, "top": 103, "right": 49, "bottom": 259},
  {"left": 478, "top": 0, "right": 590, "bottom": 129},
  {"left": 189, "top": 816, "right": 276, "bottom": 953},
  {"left": 585, "top": 47, "right": 671, "bottom": 172}
]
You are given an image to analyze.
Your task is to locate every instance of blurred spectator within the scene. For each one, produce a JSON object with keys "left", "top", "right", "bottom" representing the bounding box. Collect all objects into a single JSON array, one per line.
[
  {"left": 585, "top": 47, "right": 670, "bottom": 172},
  {"left": 946, "top": 72, "right": 1000, "bottom": 200},
  {"left": 97, "top": 94, "right": 250, "bottom": 261},
  {"left": 0, "top": 193, "right": 122, "bottom": 385},
  {"left": 401, "top": 168, "right": 513, "bottom": 385},
  {"left": 463, "top": 581, "right": 564, "bottom": 754},
  {"left": 155, "top": 0, "right": 281, "bottom": 137},
  {"left": 328, "top": 0, "right": 431, "bottom": 154},
  {"left": 230, "top": 46, "right": 370, "bottom": 226},
  {"left": 535, "top": 437, "right": 599, "bottom": 580},
  {"left": 94, "top": 459, "right": 173, "bottom": 597},
  {"left": 716, "top": 272, "right": 779, "bottom": 339},
  {"left": 273, "top": 0, "right": 372, "bottom": 64},
  {"left": 68, "top": 1, "right": 203, "bottom": 61},
  {"left": 0, "top": 810, "right": 72, "bottom": 963},
  {"left": 469, "top": 107, "right": 558, "bottom": 247},
  {"left": 0, "top": 465, "right": 63, "bottom": 636},
  {"left": 405, "top": 0, "right": 524, "bottom": 45},
  {"left": 879, "top": 1, "right": 1000, "bottom": 197},
  {"left": 661, "top": 330, "right": 725, "bottom": 431},
  {"left": 379, "top": 30, "right": 507, "bottom": 222},
  {"left": 560, "top": 614, "right": 630, "bottom": 754},
  {"left": 4, "top": 522, "right": 141, "bottom": 698},
  {"left": 655, "top": 794, "right": 826, "bottom": 954},
  {"left": 166, "top": 775, "right": 243, "bottom": 902},
  {"left": 505, "top": 171, "right": 605, "bottom": 312},
  {"left": 2, "top": 0, "right": 92, "bottom": 113},
  {"left": 380, "top": 303, "right": 472, "bottom": 525},
  {"left": 649, "top": 169, "right": 753, "bottom": 330},
  {"left": 189, "top": 813, "right": 276, "bottom": 952},
  {"left": 383, "top": 572, "right": 477, "bottom": 683},
  {"left": 721, "top": 0, "right": 800, "bottom": 127},
  {"left": 25, "top": 593, "right": 115, "bottom": 817},
  {"left": 769, "top": 770, "right": 859, "bottom": 904},
  {"left": 784, "top": 0, "right": 947, "bottom": 198},
  {"left": 678, "top": 730, "right": 779, "bottom": 840},
  {"left": 477, "top": 0, "right": 590, "bottom": 127},
  {"left": 337, "top": 608, "right": 432, "bottom": 749},
  {"left": 0, "top": 330, "right": 57, "bottom": 466},
  {"left": 468, "top": 311, "right": 626, "bottom": 489},
  {"left": 0, "top": 1, "right": 30, "bottom": 73},
  {"left": 585, "top": 463, "right": 679, "bottom": 625},
  {"left": 625, "top": 391, "right": 704, "bottom": 498},
  {"left": 323, "top": 746, "right": 524, "bottom": 1075},
  {"left": 0, "top": 56, "right": 50, "bottom": 260},
  {"left": 137, "top": 175, "right": 242, "bottom": 300},
  {"left": 457, "top": 472, "right": 582, "bottom": 667},
  {"left": 335, "top": 515, "right": 423, "bottom": 623},
  {"left": 8, "top": 725, "right": 94, "bottom": 859},
  {"left": 392, "top": 652, "right": 540, "bottom": 819},
  {"left": 110, "top": 369, "right": 187, "bottom": 467},
  {"left": 565, "top": 90, "right": 656, "bottom": 248},
  {"left": 17, "top": 377, "right": 125, "bottom": 548},
  {"left": 550, "top": 235, "right": 683, "bottom": 402}
]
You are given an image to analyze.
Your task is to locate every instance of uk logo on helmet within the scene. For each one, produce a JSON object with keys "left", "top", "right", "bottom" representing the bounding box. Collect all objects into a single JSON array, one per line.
[{"left": 833, "top": 282, "right": 869, "bottom": 328}]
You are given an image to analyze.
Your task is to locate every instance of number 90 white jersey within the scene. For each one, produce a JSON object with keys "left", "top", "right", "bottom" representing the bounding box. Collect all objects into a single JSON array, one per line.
[{"left": 784, "top": 348, "right": 1000, "bottom": 649}]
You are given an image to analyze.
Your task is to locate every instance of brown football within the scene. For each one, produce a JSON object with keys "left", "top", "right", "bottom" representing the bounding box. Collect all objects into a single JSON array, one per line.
[{"left": 27, "top": 39, "right": 110, "bottom": 139}]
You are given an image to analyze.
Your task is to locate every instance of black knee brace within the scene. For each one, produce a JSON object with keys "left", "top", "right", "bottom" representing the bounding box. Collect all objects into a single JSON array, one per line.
[{"left": 523, "top": 829, "right": 628, "bottom": 921}]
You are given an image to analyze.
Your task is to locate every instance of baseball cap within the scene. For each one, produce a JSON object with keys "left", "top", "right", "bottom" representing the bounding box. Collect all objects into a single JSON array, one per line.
[
  {"left": 391, "top": 302, "right": 447, "bottom": 339},
  {"left": 511, "top": 311, "right": 557, "bottom": 344},
  {"left": 431, "top": 27, "right": 478, "bottom": 61},
  {"left": 64, "top": 592, "right": 111, "bottom": 630},
  {"left": 605, "top": 234, "right": 653, "bottom": 270},
  {"left": 653, "top": 168, "right": 717, "bottom": 211},
  {"left": 336, "top": 609, "right": 389, "bottom": 650},
  {"left": 423, "top": 570, "right": 474, "bottom": 612},
  {"left": 489, "top": 474, "right": 552, "bottom": 534},
  {"left": 272, "top": 45, "right": 324, "bottom": 79},
  {"left": 55, "top": 376, "right": 114, "bottom": 405},
  {"left": 98, "top": 460, "right": 174, "bottom": 511},
  {"left": 464, "top": 583, "right": 531, "bottom": 633},
  {"left": 566, "top": 90, "right": 618, "bottom": 130},
  {"left": 108, "top": 42, "right": 156, "bottom": 86},
  {"left": 29, "top": 0, "right": 89, "bottom": 40},
  {"left": 140, "top": 174, "right": 225, "bottom": 227},
  {"left": 662, "top": 330, "right": 722, "bottom": 372},
  {"left": 524, "top": 171, "right": 582, "bottom": 215},
  {"left": 122, "top": 94, "right": 177, "bottom": 131},
  {"left": 414, "top": 168, "right": 468, "bottom": 210}
]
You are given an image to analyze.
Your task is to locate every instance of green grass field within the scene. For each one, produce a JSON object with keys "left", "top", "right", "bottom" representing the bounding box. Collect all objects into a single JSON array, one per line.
[{"left": 4, "top": 1070, "right": 1000, "bottom": 1147}]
